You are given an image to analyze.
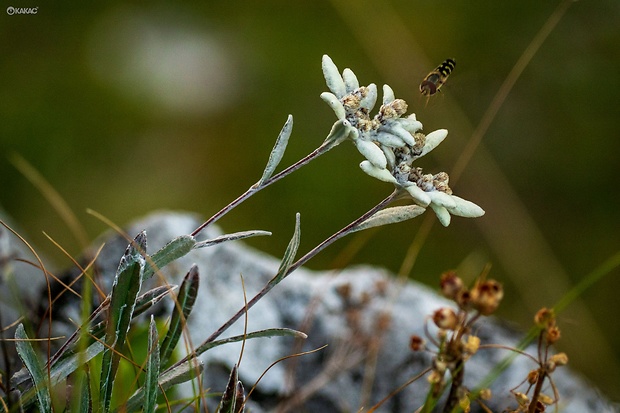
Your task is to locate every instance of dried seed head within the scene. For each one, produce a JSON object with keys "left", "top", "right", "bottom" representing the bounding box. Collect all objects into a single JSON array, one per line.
[
  {"left": 514, "top": 391, "right": 529, "bottom": 407},
  {"left": 527, "top": 369, "right": 539, "bottom": 385},
  {"left": 432, "top": 307, "right": 459, "bottom": 330},
  {"left": 534, "top": 307, "right": 556, "bottom": 327},
  {"left": 410, "top": 335, "right": 425, "bottom": 351},
  {"left": 471, "top": 279, "right": 503, "bottom": 315},
  {"left": 549, "top": 352, "right": 568, "bottom": 366},
  {"left": 546, "top": 351, "right": 568, "bottom": 372},
  {"left": 379, "top": 99, "right": 408, "bottom": 120},
  {"left": 537, "top": 393, "right": 554, "bottom": 406},
  {"left": 545, "top": 325, "right": 561, "bottom": 344},
  {"left": 412, "top": 132, "right": 426, "bottom": 155},
  {"left": 464, "top": 335, "right": 480, "bottom": 356},
  {"left": 440, "top": 270, "right": 464, "bottom": 300},
  {"left": 433, "top": 172, "right": 453, "bottom": 194},
  {"left": 456, "top": 289, "right": 473, "bottom": 311}
]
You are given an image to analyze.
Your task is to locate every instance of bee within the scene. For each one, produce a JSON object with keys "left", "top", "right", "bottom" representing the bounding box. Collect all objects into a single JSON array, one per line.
[{"left": 419, "top": 58, "right": 456, "bottom": 96}]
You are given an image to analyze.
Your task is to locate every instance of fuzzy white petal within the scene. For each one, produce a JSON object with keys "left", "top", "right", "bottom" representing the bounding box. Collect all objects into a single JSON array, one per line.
[
  {"left": 359, "top": 160, "right": 397, "bottom": 183},
  {"left": 446, "top": 196, "right": 485, "bottom": 218},
  {"left": 397, "top": 115, "right": 423, "bottom": 133},
  {"left": 382, "top": 84, "right": 395, "bottom": 105},
  {"left": 322, "top": 55, "right": 346, "bottom": 97},
  {"left": 375, "top": 131, "right": 406, "bottom": 148},
  {"left": 361, "top": 83, "right": 378, "bottom": 111},
  {"left": 404, "top": 184, "right": 431, "bottom": 207},
  {"left": 386, "top": 123, "right": 416, "bottom": 146},
  {"left": 381, "top": 146, "right": 396, "bottom": 168},
  {"left": 320, "top": 92, "right": 346, "bottom": 119},
  {"left": 356, "top": 140, "right": 388, "bottom": 169},
  {"left": 430, "top": 204, "right": 451, "bottom": 227},
  {"left": 428, "top": 191, "right": 457, "bottom": 209},
  {"left": 342, "top": 68, "right": 359, "bottom": 93},
  {"left": 419, "top": 129, "right": 448, "bottom": 157}
]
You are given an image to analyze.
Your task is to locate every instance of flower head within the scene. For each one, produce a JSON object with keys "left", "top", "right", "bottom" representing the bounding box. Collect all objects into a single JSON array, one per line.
[{"left": 321, "top": 55, "right": 484, "bottom": 226}]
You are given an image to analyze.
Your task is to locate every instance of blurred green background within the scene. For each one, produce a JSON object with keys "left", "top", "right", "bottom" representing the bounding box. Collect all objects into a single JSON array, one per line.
[{"left": 2, "top": 0, "right": 619, "bottom": 401}]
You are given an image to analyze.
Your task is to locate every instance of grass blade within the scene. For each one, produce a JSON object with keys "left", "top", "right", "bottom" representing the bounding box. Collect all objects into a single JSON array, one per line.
[
  {"left": 143, "top": 316, "right": 160, "bottom": 413},
  {"left": 77, "top": 367, "right": 92, "bottom": 413},
  {"left": 160, "top": 265, "right": 199, "bottom": 366},
  {"left": 99, "top": 231, "right": 147, "bottom": 412},
  {"left": 114, "top": 358, "right": 204, "bottom": 412},
  {"left": 15, "top": 341, "right": 104, "bottom": 411},
  {"left": 14, "top": 324, "right": 52, "bottom": 412},
  {"left": 66, "top": 366, "right": 92, "bottom": 413}
]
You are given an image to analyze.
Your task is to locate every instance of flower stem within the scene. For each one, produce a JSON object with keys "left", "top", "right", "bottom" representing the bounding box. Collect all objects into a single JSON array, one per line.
[
  {"left": 172, "top": 190, "right": 399, "bottom": 370},
  {"left": 191, "top": 142, "right": 336, "bottom": 237}
]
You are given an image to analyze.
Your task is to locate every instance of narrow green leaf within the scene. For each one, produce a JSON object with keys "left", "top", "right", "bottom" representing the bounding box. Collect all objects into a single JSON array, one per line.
[
  {"left": 143, "top": 316, "right": 160, "bottom": 413},
  {"left": 87, "top": 285, "right": 175, "bottom": 346},
  {"left": 193, "top": 230, "right": 271, "bottom": 249},
  {"left": 160, "top": 265, "right": 199, "bottom": 366},
  {"left": 15, "top": 341, "right": 104, "bottom": 411},
  {"left": 217, "top": 365, "right": 239, "bottom": 413},
  {"left": 78, "top": 367, "right": 92, "bottom": 413},
  {"left": 194, "top": 328, "right": 306, "bottom": 356},
  {"left": 143, "top": 234, "right": 196, "bottom": 281},
  {"left": 13, "top": 286, "right": 175, "bottom": 405},
  {"left": 114, "top": 358, "right": 203, "bottom": 413},
  {"left": 257, "top": 115, "right": 293, "bottom": 187},
  {"left": 14, "top": 324, "right": 52, "bottom": 412},
  {"left": 269, "top": 213, "right": 301, "bottom": 287},
  {"left": 99, "top": 231, "right": 147, "bottom": 412},
  {"left": 51, "top": 341, "right": 104, "bottom": 387},
  {"left": 67, "top": 366, "right": 92, "bottom": 413}
]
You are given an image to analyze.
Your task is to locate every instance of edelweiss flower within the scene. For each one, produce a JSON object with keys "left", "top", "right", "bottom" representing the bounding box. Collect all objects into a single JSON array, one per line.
[{"left": 321, "top": 55, "right": 484, "bottom": 226}]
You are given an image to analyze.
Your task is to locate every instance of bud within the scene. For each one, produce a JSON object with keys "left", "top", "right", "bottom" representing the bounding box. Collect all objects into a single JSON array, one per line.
[
  {"left": 545, "top": 325, "right": 561, "bottom": 344},
  {"left": 464, "top": 335, "right": 480, "bottom": 356},
  {"left": 549, "top": 352, "right": 568, "bottom": 366},
  {"left": 534, "top": 307, "right": 556, "bottom": 327},
  {"left": 410, "top": 335, "right": 425, "bottom": 352},
  {"left": 471, "top": 279, "right": 503, "bottom": 315},
  {"left": 440, "top": 271, "right": 463, "bottom": 300},
  {"left": 432, "top": 308, "right": 459, "bottom": 330}
]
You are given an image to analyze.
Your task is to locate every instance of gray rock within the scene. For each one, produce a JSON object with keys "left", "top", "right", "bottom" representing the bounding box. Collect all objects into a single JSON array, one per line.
[{"left": 4, "top": 210, "right": 617, "bottom": 412}]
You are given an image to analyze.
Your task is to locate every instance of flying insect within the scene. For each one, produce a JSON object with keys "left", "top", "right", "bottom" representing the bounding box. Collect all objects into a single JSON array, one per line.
[{"left": 419, "top": 58, "right": 456, "bottom": 96}]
